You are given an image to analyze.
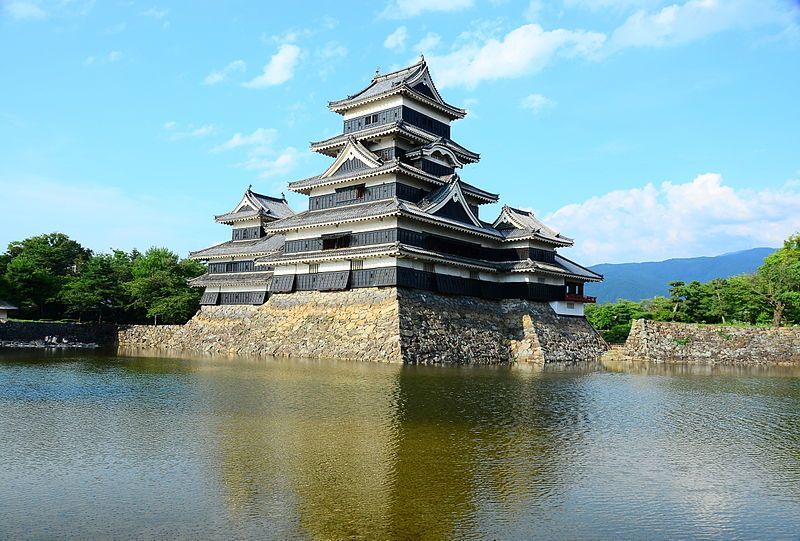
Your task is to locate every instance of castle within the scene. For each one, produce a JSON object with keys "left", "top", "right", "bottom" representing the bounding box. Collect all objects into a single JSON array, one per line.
[{"left": 189, "top": 57, "right": 600, "bottom": 319}]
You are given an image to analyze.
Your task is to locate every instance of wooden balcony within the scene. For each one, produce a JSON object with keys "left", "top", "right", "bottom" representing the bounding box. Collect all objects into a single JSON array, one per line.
[{"left": 565, "top": 293, "right": 597, "bottom": 303}]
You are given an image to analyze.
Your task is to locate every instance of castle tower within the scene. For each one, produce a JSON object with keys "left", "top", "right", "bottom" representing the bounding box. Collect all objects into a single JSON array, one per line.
[{"left": 201, "top": 58, "right": 600, "bottom": 315}]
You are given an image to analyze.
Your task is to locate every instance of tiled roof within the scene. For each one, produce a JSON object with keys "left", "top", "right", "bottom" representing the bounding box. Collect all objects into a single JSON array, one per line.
[
  {"left": 500, "top": 256, "right": 601, "bottom": 282},
  {"left": 188, "top": 271, "right": 273, "bottom": 287},
  {"left": 188, "top": 234, "right": 286, "bottom": 259},
  {"left": 404, "top": 138, "right": 480, "bottom": 163},
  {"left": 310, "top": 122, "right": 479, "bottom": 162},
  {"left": 269, "top": 195, "right": 504, "bottom": 239},
  {"left": 250, "top": 191, "right": 294, "bottom": 219},
  {"left": 287, "top": 159, "right": 494, "bottom": 204},
  {"left": 554, "top": 254, "right": 603, "bottom": 281},
  {"left": 0, "top": 300, "right": 17, "bottom": 310},
  {"left": 267, "top": 199, "right": 401, "bottom": 231},
  {"left": 288, "top": 160, "right": 399, "bottom": 191},
  {"left": 257, "top": 244, "right": 398, "bottom": 265},
  {"left": 495, "top": 206, "right": 573, "bottom": 246},
  {"left": 215, "top": 188, "right": 294, "bottom": 223},
  {"left": 311, "top": 122, "right": 430, "bottom": 152},
  {"left": 328, "top": 59, "right": 465, "bottom": 119},
  {"left": 214, "top": 209, "right": 263, "bottom": 223}
]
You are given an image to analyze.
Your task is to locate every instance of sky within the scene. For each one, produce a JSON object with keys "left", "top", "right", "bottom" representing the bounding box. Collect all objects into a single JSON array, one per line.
[{"left": 1, "top": 0, "right": 798, "bottom": 265}]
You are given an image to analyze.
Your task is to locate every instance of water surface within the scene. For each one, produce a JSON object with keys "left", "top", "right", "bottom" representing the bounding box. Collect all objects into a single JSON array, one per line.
[{"left": 1, "top": 350, "right": 799, "bottom": 540}]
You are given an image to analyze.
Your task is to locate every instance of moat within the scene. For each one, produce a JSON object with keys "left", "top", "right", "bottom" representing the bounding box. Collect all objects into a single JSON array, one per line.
[{"left": 2, "top": 350, "right": 799, "bottom": 540}]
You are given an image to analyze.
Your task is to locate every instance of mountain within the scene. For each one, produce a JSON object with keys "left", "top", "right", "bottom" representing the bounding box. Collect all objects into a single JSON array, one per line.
[{"left": 586, "top": 247, "right": 775, "bottom": 303}]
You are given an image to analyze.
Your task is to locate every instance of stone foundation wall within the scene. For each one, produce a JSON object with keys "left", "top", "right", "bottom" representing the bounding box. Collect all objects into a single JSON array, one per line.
[
  {"left": 397, "top": 289, "right": 607, "bottom": 364},
  {"left": 118, "top": 288, "right": 402, "bottom": 361},
  {"left": 624, "top": 319, "right": 800, "bottom": 364},
  {"left": 117, "top": 288, "right": 607, "bottom": 364}
]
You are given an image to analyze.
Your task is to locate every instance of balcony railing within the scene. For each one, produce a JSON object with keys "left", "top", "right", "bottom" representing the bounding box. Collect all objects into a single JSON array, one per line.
[{"left": 565, "top": 293, "right": 597, "bottom": 303}]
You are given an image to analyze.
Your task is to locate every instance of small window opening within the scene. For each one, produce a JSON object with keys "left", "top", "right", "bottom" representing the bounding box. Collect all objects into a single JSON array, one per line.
[{"left": 322, "top": 234, "right": 351, "bottom": 250}]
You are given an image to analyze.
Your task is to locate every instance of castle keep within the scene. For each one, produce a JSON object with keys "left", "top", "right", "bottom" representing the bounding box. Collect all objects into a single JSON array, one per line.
[
  {"left": 190, "top": 58, "right": 601, "bottom": 316},
  {"left": 167, "top": 58, "right": 606, "bottom": 364}
]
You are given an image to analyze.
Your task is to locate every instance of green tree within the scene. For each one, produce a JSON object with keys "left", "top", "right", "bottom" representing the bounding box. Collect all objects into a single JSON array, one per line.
[
  {"left": 585, "top": 300, "right": 646, "bottom": 343},
  {"left": 126, "top": 247, "right": 205, "bottom": 324},
  {"left": 752, "top": 234, "right": 800, "bottom": 326},
  {"left": 60, "top": 250, "right": 134, "bottom": 322},
  {"left": 3, "top": 233, "right": 91, "bottom": 318}
]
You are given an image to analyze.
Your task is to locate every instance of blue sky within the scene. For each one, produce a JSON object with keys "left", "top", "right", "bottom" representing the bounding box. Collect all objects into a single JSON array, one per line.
[{"left": 1, "top": 0, "right": 798, "bottom": 265}]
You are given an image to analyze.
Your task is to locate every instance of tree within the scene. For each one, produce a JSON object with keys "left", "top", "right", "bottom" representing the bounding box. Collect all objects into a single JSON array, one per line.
[
  {"left": 126, "top": 248, "right": 205, "bottom": 324},
  {"left": 60, "top": 251, "right": 134, "bottom": 322},
  {"left": 3, "top": 233, "right": 91, "bottom": 318},
  {"left": 585, "top": 300, "right": 646, "bottom": 343},
  {"left": 752, "top": 234, "right": 800, "bottom": 326}
]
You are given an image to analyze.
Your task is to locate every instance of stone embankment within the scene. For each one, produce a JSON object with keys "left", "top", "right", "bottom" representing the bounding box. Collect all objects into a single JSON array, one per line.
[
  {"left": 118, "top": 287, "right": 607, "bottom": 365},
  {"left": 119, "top": 288, "right": 403, "bottom": 362},
  {"left": 623, "top": 319, "right": 800, "bottom": 364}
]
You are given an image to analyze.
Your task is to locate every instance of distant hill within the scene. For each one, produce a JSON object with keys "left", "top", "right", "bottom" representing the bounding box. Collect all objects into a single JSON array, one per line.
[{"left": 586, "top": 247, "right": 775, "bottom": 303}]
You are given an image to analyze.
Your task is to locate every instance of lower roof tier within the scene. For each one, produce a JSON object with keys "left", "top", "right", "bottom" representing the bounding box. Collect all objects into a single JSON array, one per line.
[
  {"left": 266, "top": 196, "right": 571, "bottom": 247},
  {"left": 189, "top": 234, "right": 285, "bottom": 260},
  {"left": 256, "top": 244, "right": 601, "bottom": 283},
  {"left": 267, "top": 265, "right": 593, "bottom": 304},
  {"left": 188, "top": 271, "right": 273, "bottom": 288}
]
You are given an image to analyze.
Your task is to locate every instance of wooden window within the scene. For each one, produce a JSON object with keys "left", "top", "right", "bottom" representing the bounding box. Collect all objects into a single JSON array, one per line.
[
  {"left": 351, "top": 260, "right": 363, "bottom": 271},
  {"left": 567, "top": 302, "right": 575, "bottom": 309},
  {"left": 423, "top": 262, "right": 435, "bottom": 273},
  {"left": 309, "top": 263, "right": 319, "bottom": 274},
  {"left": 322, "top": 234, "right": 351, "bottom": 250},
  {"left": 469, "top": 271, "right": 480, "bottom": 280}
]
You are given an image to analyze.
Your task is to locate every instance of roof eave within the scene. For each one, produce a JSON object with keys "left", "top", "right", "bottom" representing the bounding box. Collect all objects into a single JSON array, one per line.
[{"left": 328, "top": 86, "right": 466, "bottom": 120}]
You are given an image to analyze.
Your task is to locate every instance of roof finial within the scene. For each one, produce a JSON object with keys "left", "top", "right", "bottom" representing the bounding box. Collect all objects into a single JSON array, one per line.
[
  {"left": 419, "top": 52, "right": 425, "bottom": 62},
  {"left": 247, "top": 183, "right": 252, "bottom": 192},
  {"left": 281, "top": 192, "right": 286, "bottom": 201},
  {"left": 375, "top": 66, "right": 380, "bottom": 76}
]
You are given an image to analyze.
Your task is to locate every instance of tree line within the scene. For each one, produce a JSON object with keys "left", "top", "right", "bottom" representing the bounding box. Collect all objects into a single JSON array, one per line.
[
  {"left": 0, "top": 233, "right": 205, "bottom": 324},
  {"left": 586, "top": 233, "right": 800, "bottom": 343}
]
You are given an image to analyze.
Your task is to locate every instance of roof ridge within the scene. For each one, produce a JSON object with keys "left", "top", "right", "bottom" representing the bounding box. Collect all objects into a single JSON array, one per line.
[
  {"left": 248, "top": 189, "right": 286, "bottom": 203},
  {"left": 372, "top": 58, "right": 426, "bottom": 82}
]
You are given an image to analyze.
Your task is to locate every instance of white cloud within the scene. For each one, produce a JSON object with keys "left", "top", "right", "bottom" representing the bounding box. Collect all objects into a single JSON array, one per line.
[
  {"left": 413, "top": 32, "right": 441, "bottom": 53},
  {"left": 316, "top": 41, "right": 347, "bottom": 61},
  {"left": 427, "top": 23, "right": 605, "bottom": 89},
  {"left": 84, "top": 51, "right": 123, "bottom": 66},
  {"left": 380, "top": 0, "right": 473, "bottom": 18},
  {"left": 203, "top": 59, "right": 246, "bottom": 86},
  {"left": 608, "top": 0, "right": 796, "bottom": 51},
  {"left": 236, "top": 147, "right": 302, "bottom": 178},
  {"left": 211, "top": 128, "right": 277, "bottom": 153},
  {"left": 563, "top": 0, "right": 659, "bottom": 10},
  {"left": 242, "top": 44, "right": 301, "bottom": 88},
  {"left": 544, "top": 173, "right": 800, "bottom": 264},
  {"left": 142, "top": 6, "right": 168, "bottom": 19},
  {"left": 162, "top": 121, "right": 215, "bottom": 140},
  {"left": 384, "top": 26, "right": 409, "bottom": 50},
  {"left": 520, "top": 93, "right": 556, "bottom": 113},
  {"left": 4, "top": 1, "right": 47, "bottom": 20},
  {"left": 524, "top": 0, "right": 543, "bottom": 21}
]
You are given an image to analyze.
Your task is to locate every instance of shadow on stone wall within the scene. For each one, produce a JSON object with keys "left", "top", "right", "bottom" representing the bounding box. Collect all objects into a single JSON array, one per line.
[
  {"left": 0, "top": 320, "right": 118, "bottom": 347},
  {"left": 114, "top": 288, "right": 608, "bottom": 364}
]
